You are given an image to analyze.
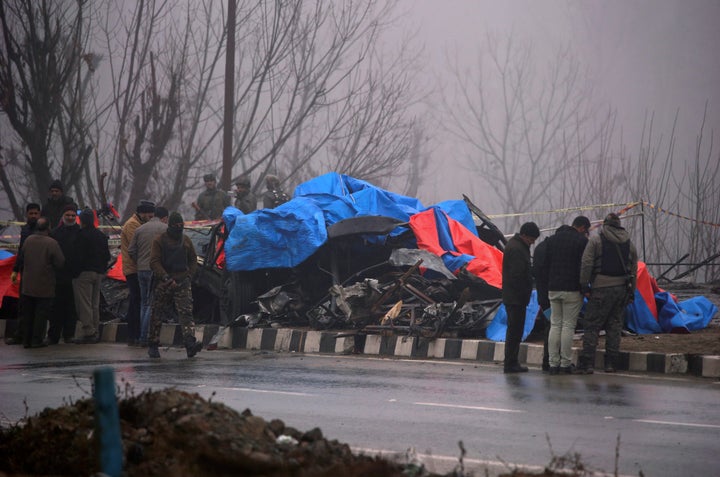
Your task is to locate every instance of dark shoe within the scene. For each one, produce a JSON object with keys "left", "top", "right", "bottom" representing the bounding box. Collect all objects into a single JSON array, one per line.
[
  {"left": 560, "top": 364, "right": 576, "bottom": 374},
  {"left": 604, "top": 365, "right": 616, "bottom": 373},
  {"left": 542, "top": 363, "right": 550, "bottom": 373},
  {"left": 28, "top": 342, "right": 48, "bottom": 348},
  {"left": 185, "top": 337, "right": 202, "bottom": 358},
  {"left": 74, "top": 335, "right": 99, "bottom": 344},
  {"left": 47, "top": 337, "right": 60, "bottom": 345},
  {"left": 4, "top": 337, "right": 23, "bottom": 345},
  {"left": 148, "top": 343, "right": 160, "bottom": 359},
  {"left": 548, "top": 366, "right": 560, "bottom": 375},
  {"left": 573, "top": 366, "right": 594, "bottom": 375},
  {"left": 503, "top": 364, "right": 529, "bottom": 374}
]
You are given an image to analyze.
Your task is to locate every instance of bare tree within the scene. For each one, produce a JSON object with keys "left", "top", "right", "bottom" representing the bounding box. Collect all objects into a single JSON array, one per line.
[
  {"left": 441, "top": 33, "right": 605, "bottom": 231},
  {"left": 0, "top": 0, "right": 88, "bottom": 217},
  {"left": 682, "top": 103, "right": 720, "bottom": 282},
  {"left": 224, "top": 0, "right": 425, "bottom": 196},
  {"left": 96, "top": 0, "right": 190, "bottom": 220},
  {"left": 2, "top": 0, "right": 425, "bottom": 221}
]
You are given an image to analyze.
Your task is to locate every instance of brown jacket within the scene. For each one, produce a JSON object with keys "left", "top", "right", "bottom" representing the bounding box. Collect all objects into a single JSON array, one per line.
[
  {"left": 18, "top": 234, "right": 65, "bottom": 298},
  {"left": 121, "top": 214, "right": 143, "bottom": 276},
  {"left": 150, "top": 233, "right": 197, "bottom": 282}
]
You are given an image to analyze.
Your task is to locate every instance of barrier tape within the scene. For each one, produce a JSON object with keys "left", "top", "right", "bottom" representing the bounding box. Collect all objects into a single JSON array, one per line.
[
  {"left": 642, "top": 201, "right": 720, "bottom": 228},
  {"left": 486, "top": 201, "right": 641, "bottom": 219},
  {"left": 487, "top": 200, "right": 720, "bottom": 228}
]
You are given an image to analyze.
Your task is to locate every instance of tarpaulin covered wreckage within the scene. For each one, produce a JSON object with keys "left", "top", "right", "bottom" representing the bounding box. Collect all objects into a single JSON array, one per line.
[
  {"left": 1, "top": 172, "right": 716, "bottom": 340},
  {"left": 193, "top": 172, "right": 717, "bottom": 339}
]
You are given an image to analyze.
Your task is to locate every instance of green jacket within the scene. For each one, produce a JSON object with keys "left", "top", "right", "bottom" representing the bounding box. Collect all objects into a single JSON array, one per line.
[{"left": 195, "top": 188, "right": 230, "bottom": 220}]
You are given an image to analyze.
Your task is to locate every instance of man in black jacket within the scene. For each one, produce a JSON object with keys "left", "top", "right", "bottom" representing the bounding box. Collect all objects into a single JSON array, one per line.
[
  {"left": 502, "top": 222, "right": 540, "bottom": 373},
  {"left": 543, "top": 216, "right": 590, "bottom": 374},
  {"left": 48, "top": 205, "right": 80, "bottom": 344},
  {"left": 41, "top": 179, "right": 75, "bottom": 230},
  {"left": 71, "top": 209, "right": 111, "bottom": 344}
]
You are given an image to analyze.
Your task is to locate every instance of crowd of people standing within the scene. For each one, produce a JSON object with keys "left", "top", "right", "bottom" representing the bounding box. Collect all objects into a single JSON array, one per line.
[
  {"left": 6, "top": 174, "right": 637, "bottom": 369},
  {"left": 503, "top": 214, "right": 637, "bottom": 374},
  {"left": 6, "top": 171, "right": 293, "bottom": 358}
]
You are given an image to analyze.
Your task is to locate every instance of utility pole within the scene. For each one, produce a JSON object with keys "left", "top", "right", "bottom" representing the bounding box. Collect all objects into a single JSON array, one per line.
[{"left": 221, "top": 0, "right": 236, "bottom": 192}]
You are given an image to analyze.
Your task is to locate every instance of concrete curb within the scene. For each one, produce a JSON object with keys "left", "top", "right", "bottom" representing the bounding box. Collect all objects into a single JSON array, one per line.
[{"left": 2, "top": 320, "right": 719, "bottom": 378}]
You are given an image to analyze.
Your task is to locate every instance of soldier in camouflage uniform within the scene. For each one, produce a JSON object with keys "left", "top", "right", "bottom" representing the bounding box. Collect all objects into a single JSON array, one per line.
[
  {"left": 193, "top": 173, "right": 230, "bottom": 220},
  {"left": 147, "top": 212, "right": 202, "bottom": 358}
]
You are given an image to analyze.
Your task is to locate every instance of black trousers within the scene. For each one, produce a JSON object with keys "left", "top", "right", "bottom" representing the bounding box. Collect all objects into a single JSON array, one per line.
[
  {"left": 125, "top": 273, "right": 141, "bottom": 342},
  {"left": 21, "top": 295, "right": 53, "bottom": 346},
  {"left": 504, "top": 304, "right": 527, "bottom": 368},
  {"left": 48, "top": 278, "right": 77, "bottom": 342}
]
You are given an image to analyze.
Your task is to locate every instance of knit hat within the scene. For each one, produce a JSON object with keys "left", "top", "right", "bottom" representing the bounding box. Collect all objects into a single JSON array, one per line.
[
  {"left": 62, "top": 204, "right": 77, "bottom": 213},
  {"left": 136, "top": 199, "right": 156, "bottom": 214},
  {"left": 519, "top": 221, "right": 541, "bottom": 238},
  {"left": 49, "top": 179, "right": 64, "bottom": 191},
  {"left": 604, "top": 213, "right": 622, "bottom": 228},
  {"left": 168, "top": 212, "right": 184, "bottom": 227},
  {"left": 79, "top": 208, "right": 95, "bottom": 227},
  {"left": 203, "top": 173, "right": 216, "bottom": 182}
]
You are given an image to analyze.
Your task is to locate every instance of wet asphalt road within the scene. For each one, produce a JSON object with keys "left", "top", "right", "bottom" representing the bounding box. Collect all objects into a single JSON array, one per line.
[{"left": 1, "top": 343, "right": 719, "bottom": 476}]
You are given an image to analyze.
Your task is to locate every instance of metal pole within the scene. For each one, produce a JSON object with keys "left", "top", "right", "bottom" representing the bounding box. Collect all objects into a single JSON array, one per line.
[
  {"left": 640, "top": 199, "right": 646, "bottom": 263},
  {"left": 93, "top": 367, "right": 122, "bottom": 477},
  {"left": 221, "top": 0, "right": 237, "bottom": 192}
]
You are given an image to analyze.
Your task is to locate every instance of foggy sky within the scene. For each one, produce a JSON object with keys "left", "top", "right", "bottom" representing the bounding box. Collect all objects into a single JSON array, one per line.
[{"left": 394, "top": 0, "right": 720, "bottom": 207}]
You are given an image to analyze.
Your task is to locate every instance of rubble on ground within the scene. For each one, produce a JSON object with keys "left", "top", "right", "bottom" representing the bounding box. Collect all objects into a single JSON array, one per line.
[{"left": 0, "top": 388, "right": 460, "bottom": 477}]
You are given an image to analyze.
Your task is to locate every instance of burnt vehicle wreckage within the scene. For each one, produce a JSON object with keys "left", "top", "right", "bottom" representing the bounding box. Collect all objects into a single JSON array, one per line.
[
  {"left": 190, "top": 194, "right": 508, "bottom": 341},
  {"left": 3, "top": 174, "right": 506, "bottom": 338}
]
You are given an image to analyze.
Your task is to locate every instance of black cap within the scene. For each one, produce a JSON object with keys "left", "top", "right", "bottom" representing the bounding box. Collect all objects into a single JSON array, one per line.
[
  {"left": 203, "top": 174, "right": 216, "bottom": 182},
  {"left": 50, "top": 179, "right": 64, "bottom": 191},
  {"left": 136, "top": 199, "right": 156, "bottom": 214},
  {"left": 79, "top": 208, "right": 95, "bottom": 227}
]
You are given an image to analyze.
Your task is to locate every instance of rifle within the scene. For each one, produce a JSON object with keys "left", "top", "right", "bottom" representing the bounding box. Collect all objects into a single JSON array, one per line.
[{"left": 192, "top": 202, "right": 211, "bottom": 220}]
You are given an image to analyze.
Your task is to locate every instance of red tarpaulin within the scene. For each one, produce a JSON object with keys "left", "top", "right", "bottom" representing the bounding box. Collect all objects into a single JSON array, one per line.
[
  {"left": 0, "top": 255, "right": 20, "bottom": 302},
  {"left": 409, "top": 208, "right": 504, "bottom": 289}
]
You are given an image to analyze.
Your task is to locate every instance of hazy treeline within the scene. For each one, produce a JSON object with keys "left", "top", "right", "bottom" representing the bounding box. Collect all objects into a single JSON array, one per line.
[{"left": 1, "top": 1, "right": 717, "bottom": 282}]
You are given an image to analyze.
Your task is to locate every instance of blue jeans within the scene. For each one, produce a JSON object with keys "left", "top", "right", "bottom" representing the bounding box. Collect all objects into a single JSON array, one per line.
[{"left": 138, "top": 270, "right": 154, "bottom": 343}]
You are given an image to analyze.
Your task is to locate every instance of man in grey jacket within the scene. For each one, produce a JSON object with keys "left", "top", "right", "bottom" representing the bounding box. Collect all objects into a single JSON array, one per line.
[
  {"left": 129, "top": 206, "right": 169, "bottom": 346},
  {"left": 576, "top": 213, "right": 638, "bottom": 374}
]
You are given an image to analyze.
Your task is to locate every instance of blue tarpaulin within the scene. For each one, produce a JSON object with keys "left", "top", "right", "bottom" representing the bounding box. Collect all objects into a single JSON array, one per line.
[
  {"left": 223, "top": 172, "right": 476, "bottom": 271},
  {"left": 220, "top": 171, "right": 716, "bottom": 340},
  {"left": 485, "top": 290, "right": 540, "bottom": 342}
]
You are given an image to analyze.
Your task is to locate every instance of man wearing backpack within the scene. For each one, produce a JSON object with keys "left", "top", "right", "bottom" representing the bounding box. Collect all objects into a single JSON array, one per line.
[{"left": 576, "top": 213, "right": 638, "bottom": 374}]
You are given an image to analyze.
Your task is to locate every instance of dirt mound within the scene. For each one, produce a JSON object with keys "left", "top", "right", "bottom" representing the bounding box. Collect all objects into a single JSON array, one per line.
[{"left": 0, "top": 388, "right": 442, "bottom": 477}]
